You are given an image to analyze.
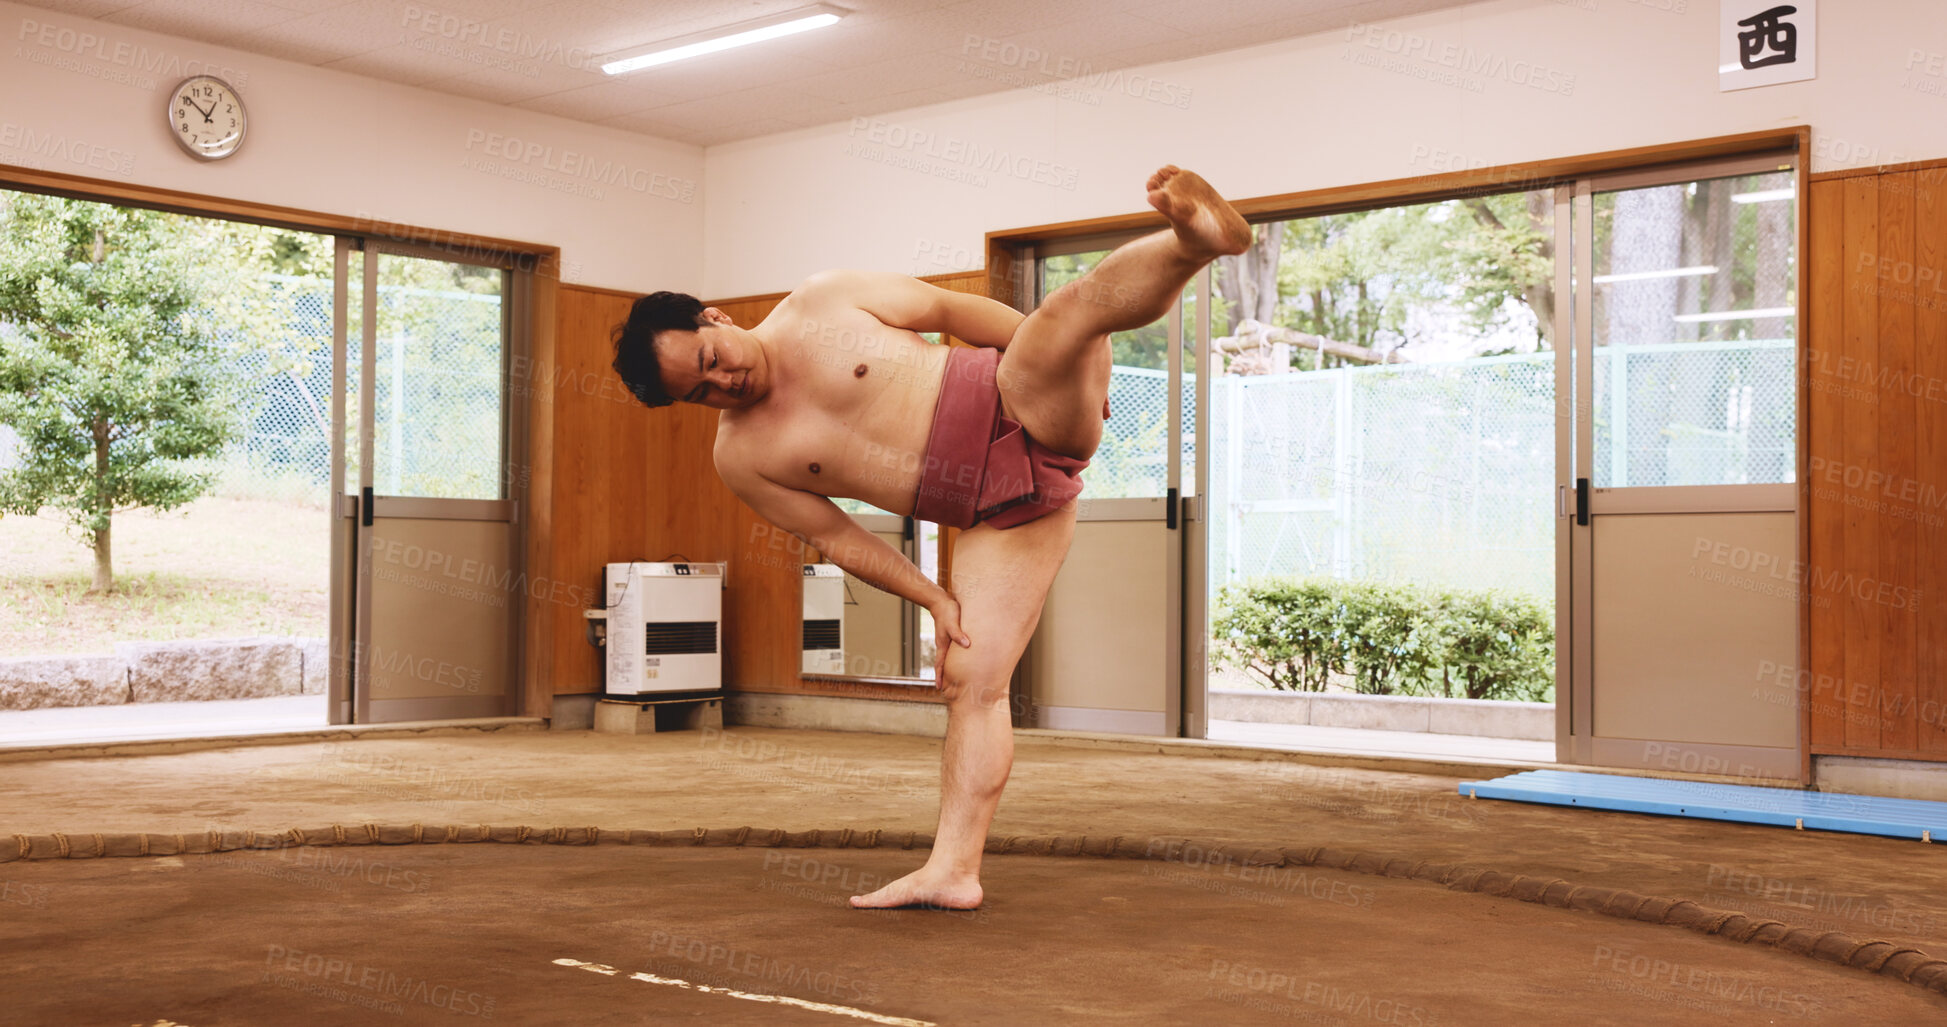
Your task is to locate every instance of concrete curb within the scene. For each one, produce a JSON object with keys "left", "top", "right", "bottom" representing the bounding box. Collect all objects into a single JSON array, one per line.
[
  {"left": 0, "top": 637, "right": 329, "bottom": 711},
  {"left": 1210, "top": 688, "right": 1553, "bottom": 741},
  {"left": 0, "top": 717, "right": 546, "bottom": 763}
]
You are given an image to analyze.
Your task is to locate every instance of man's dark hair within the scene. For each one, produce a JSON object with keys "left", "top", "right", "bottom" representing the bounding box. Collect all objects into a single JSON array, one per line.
[{"left": 612, "top": 291, "right": 708, "bottom": 409}]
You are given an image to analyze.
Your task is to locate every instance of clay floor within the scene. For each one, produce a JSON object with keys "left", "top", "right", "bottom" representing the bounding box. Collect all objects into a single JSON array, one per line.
[{"left": 2, "top": 726, "right": 1944, "bottom": 1025}]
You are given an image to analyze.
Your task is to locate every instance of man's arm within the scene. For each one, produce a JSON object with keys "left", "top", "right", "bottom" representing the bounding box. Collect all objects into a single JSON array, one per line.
[
  {"left": 802, "top": 269, "right": 1023, "bottom": 349},
  {"left": 718, "top": 455, "right": 970, "bottom": 647}
]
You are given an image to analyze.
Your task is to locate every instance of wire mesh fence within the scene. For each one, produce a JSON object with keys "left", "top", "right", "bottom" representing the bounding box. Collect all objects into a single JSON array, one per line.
[
  {"left": 1205, "top": 354, "right": 1557, "bottom": 600},
  {"left": 210, "top": 278, "right": 336, "bottom": 506},
  {"left": 1093, "top": 366, "right": 1176, "bottom": 499},
  {"left": 1591, "top": 339, "right": 1796, "bottom": 488},
  {"left": 1079, "top": 340, "right": 1795, "bottom": 602},
  {"left": 204, "top": 270, "right": 506, "bottom": 507},
  {"left": 350, "top": 266, "right": 507, "bottom": 502}
]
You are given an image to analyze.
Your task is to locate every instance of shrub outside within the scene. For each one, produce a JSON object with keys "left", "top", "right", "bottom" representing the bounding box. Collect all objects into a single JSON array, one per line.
[{"left": 1212, "top": 577, "right": 1553, "bottom": 702}]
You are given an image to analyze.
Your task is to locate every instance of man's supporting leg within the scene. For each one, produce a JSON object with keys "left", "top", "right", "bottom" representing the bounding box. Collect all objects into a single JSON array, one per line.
[
  {"left": 850, "top": 502, "right": 1078, "bottom": 909},
  {"left": 998, "top": 165, "right": 1252, "bottom": 460}
]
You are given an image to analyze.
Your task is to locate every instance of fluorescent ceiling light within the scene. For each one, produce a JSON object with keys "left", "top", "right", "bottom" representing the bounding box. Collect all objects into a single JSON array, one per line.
[
  {"left": 1594, "top": 265, "right": 1719, "bottom": 284},
  {"left": 1731, "top": 188, "right": 1796, "bottom": 204},
  {"left": 1672, "top": 307, "right": 1796, "bottom": 323},
  {"left": 601, "top": 5, "right": 846, "bottom": 75}
]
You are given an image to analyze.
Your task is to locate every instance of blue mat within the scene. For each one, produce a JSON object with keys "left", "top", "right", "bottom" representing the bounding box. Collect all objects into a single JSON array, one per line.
[{"left": 1458, "top": 770, "right": 1947, "bottom": 843}]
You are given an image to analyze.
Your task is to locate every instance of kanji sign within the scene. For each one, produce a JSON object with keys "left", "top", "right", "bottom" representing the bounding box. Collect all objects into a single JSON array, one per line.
[{"left": 1721, "top": 0, "right": 1817, "bottom": 91}]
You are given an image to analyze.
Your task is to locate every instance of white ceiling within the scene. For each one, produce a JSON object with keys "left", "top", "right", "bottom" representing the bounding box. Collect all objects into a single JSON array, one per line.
[{"left": 20, "top": 0, "right": 1482, "bottom": 146}]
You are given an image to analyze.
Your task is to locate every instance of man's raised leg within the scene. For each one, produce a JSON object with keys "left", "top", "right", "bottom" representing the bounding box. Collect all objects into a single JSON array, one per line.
[
  {"left": 998, "top": 166, "right": 1252, "bottom": 461},
  {"left": 849, "top": 502, "right": 1077, "bottom": 910}
]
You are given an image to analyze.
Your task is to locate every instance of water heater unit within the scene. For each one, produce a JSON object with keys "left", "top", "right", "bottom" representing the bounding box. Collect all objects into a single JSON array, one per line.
[
  {"left": 802, "top": 563, "right": 845, "bottom": 674},
  {"left": 601, "top": 562, "right": 724, "bottom": 697}
]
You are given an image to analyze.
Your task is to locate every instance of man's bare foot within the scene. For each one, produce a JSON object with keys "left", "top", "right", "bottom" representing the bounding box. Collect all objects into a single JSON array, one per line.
[
  {"left": 1146, "top": 165, "right": 1252, "bottom": 258},
  {"left": 849, "top": 864, "right": 983, "bottom": 910}
]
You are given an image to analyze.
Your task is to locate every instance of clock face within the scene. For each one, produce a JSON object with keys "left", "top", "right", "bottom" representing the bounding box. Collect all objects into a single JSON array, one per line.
[{"left": 168, "top": 76, "right": 246, "bottom": 161}]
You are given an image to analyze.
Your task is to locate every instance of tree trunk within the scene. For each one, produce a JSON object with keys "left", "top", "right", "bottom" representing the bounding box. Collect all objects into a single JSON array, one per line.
[
  {"left": 1666, "top": 181, "right": 1730, "bottom": 484},
  {"left": 92, "top": 521, "right": 113, "bottom": 594},
  {"left": 91, "top": 419, "right": 113, "bottom": 593},
  {"left": 1753, "top": 192, "right": 1794, "bottom": 480},
  {"left": 1753, "top": 192, "right": 1792, "bottom": 340},
  {"left": 88, "top": 228, "right": 116, "bottom": 594},
  {"left": 1250, "top": 222, "right": 1284, "bottom": 324},
  {"left": 1525, "top": 191, "right": 1556, "bottom": 348},
  {"left": 1214, "top": 222, "right": 1286, "bottom": 338},
  {"left": 1465, "top": 194, "right": 1557, "bottom": 348},
  {"left": 1605, "top": 185, "right": 1686, "bottom": 487}
]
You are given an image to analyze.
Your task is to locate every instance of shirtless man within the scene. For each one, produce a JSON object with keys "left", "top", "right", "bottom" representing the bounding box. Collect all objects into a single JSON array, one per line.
[{"left": 611, "top": 166, "right": 1251, "bottom": 909}]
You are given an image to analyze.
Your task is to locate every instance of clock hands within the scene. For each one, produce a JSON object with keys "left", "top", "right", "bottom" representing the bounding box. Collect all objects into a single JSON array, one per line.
[{"left": 170, "top": 77, "right": 243, "bottom": 158}]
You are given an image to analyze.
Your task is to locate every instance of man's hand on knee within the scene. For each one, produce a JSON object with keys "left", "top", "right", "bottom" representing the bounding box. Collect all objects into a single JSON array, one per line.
[{"left": 929, "top": 591, "right": 971, "bottom": 661}]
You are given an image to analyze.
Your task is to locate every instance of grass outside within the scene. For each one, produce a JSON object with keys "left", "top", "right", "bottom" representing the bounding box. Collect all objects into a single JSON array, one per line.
[{"left": 0, "top": 497, "right": 329, "bottom": 658}]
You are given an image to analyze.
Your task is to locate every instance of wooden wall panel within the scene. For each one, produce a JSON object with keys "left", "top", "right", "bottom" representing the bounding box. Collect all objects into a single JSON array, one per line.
[
  {"left": 1919, "top": 171, "right": 1947, "bottom": 754},
  {"left": 545, "top": 287, "right": 631, "bottom": 697},
  {"left": 541, "top": 280, "right": 977, "bottom": 703},
  {"left": 548, "top": 288, "right": 774, "bottom": 695},
  {"left": 1806, "top": 179, "right": 1846, "bottom": 751},
  {"left": 1839, "top": 178, "right": 1880, "bottom": 751},
  {"left": 1807, "top": 162, "right": 1947, "bottom": 762},
  {"left": 519, "top": 271, "right": 558, "bottom": 719},
  {"left": 1878, "top": 173, "right": 1918, "bottom": 752}
]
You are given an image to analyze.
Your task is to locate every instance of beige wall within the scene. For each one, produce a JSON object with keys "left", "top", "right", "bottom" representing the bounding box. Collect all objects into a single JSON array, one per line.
[
  {"left": 0, "top": 1, "right": 704, "bottom": 294},
  {"left": 365, "top": 518, "right": 513, "bottom": 702},
  {"left": 1592, "top": 512, "right": 1798, "bottom": 749},
  {"left": 703, "top": 0, "right": 1947, "bottom": 298},
  {"left": 1028, "top": 520, "right": 1170, "bottom": 724},
  {"left": 839, "top": 531, "right": 908, "bottom": 678}
]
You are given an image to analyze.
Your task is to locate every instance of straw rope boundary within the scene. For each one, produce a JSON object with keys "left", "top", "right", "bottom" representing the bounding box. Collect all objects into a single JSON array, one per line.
[{"left": 6, "top": 823, "right": 1943, "bottom": 998}]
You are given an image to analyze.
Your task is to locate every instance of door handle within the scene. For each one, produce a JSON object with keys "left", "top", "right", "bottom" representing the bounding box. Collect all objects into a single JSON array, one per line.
[
  {"left": 1575, "top": 477, "right": 1589, "bottom": 527},
  {"left": 1166, "top": 487, "right": 1179, "bottom": 530},
  {"left": 362, "top": 486, "right": 374, "bottom": 527}
]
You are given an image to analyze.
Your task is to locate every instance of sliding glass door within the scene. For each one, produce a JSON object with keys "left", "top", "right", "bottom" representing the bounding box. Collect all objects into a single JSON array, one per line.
[
  {"left": 1028, "top": 148, "right": 1802, "bottom": 767},
  {"left": 1016, "top": 237, "right": 1189, "bottom": 736},
  {"left": 1560, "top": 155, "right": 1800, "bottom": 776},
  {"left": 1190, "top": 193, "right": 1560, "bottom": 746},
  {"left": 329, "top": 239, "right": 525, "bottom": 723}
]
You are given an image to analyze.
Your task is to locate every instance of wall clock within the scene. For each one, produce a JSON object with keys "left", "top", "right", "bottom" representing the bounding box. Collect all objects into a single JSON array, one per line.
[{"left": 167, "top": 75, "right": 247, "bottom": 161}]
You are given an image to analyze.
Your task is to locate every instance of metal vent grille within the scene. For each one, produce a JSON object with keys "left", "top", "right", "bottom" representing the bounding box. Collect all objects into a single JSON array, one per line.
[
  {"left": 803, "top": 619, "right": 841, "bottom": 650},
  {"left": 644, "top": 621, "right": 718, "bottom": 655}
]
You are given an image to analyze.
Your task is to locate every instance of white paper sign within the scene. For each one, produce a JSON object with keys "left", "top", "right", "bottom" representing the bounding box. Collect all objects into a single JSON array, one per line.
[{"left": 1720, "top": 0, "right": 1816, "bottom": 91}]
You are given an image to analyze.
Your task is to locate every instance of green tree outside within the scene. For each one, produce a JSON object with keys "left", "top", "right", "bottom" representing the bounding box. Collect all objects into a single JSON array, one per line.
[{"left": 0, "top": 192, "right": 327, "bottom": 592}]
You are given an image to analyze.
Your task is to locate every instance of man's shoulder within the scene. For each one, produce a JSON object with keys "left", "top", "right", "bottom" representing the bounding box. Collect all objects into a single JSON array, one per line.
[
  {"left": 796, "top": 268, "right": 871, "bottom": 293},
  {"left": 712, "top": 412, "right": 747, "bottom": 450},
  {"left": 791, "top": 269, "right": 918, "bottom": 305},
  {"left": 710, "top": 422, "right": 760, "bottom": 482},
  {"left": 761, "top": 276, "right": 851, "bottom": 333}
]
